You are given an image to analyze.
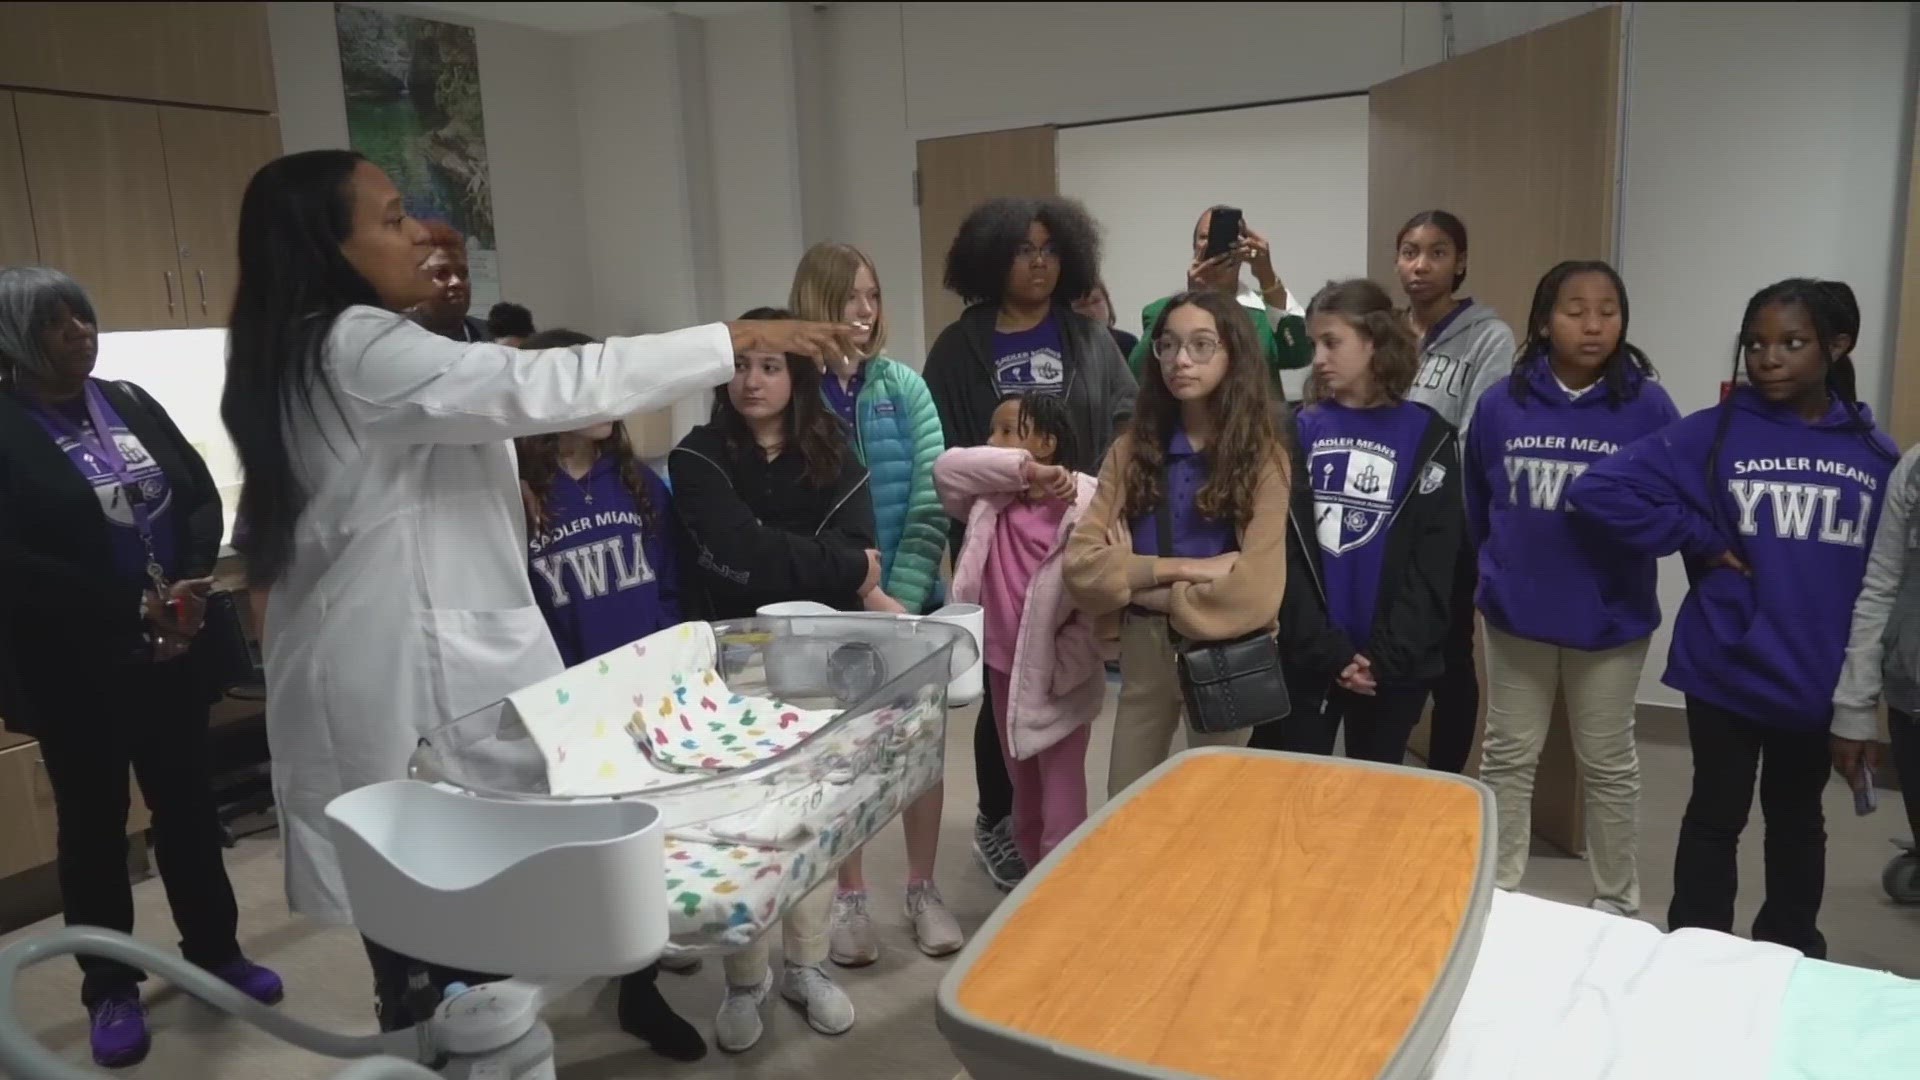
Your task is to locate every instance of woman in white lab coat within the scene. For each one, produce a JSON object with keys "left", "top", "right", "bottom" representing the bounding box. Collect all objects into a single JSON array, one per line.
[{"left": 219, "top": 150, "right": 853, "bottom": 1030}]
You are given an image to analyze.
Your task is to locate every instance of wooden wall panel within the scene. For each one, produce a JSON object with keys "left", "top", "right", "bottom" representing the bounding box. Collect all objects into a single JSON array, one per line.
[
  {"left": 0, "top": 94, "right": 38, "bottom": 267},
  {"left": 1369, "top": 6, "right": 1624, "bottom": 856},
  {"left": 1368, "top": 5, "right": 1622, "bottom": 331},
  {"left": 916, "top": 127, "right": 1058, "bottom": 347}
]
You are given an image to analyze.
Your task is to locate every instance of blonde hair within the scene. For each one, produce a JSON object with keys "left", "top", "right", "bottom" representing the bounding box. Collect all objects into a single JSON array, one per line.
[{"left": 789, "top": 242, "right": 887, "bottom": 360}]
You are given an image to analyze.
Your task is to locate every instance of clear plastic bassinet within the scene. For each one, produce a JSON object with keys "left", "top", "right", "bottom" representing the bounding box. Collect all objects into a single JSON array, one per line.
[{"left": 401, "top": 614, "right": 978, "bottom": 957}]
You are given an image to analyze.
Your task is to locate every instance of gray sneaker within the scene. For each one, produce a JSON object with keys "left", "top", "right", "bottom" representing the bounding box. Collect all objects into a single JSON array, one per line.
[
  {"left": 906, "top": 881, "right": 965, "bottom": 956},
  {"left": 780, "top": 963, "right": 854, "bottom": 1036},
  {"left": 714, "top": 968, "right": 773, "bottom": 1053},
  {"left": 978, "top": 816, "right": 1027, "bottom": 892},
  {"left": 829, "top": 890, "right": 880, "bottom": 968}
]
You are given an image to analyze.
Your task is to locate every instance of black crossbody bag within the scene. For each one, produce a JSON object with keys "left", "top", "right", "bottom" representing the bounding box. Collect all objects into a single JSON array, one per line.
[{"left": 1154, "top": 476, "right": 1291, "bottom": 735}]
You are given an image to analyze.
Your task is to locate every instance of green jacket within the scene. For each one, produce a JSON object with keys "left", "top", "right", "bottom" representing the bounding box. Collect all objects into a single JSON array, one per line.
[
  {"left": 845, "top": 357, "right": 948, "bottom": 613},
  {"left": 1128, "top": 287, "right": 1312, "bottom": 386}
]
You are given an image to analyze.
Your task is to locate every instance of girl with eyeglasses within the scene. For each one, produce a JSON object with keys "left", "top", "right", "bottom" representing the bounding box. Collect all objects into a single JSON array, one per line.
[
  {"left": 1065, "top": 290, "right": 1291, "bottom": 797},
  {"left": 924, "top": 195, "right": 1136, "bottom": 890},
  {"left": 1285, "top": 279, "right": 1463, "bottom": 765}
]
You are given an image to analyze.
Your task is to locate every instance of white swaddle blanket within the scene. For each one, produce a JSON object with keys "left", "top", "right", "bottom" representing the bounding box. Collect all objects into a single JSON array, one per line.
[{"left": 1425, "top": 891, "right": 1797, "bottom": 1080}]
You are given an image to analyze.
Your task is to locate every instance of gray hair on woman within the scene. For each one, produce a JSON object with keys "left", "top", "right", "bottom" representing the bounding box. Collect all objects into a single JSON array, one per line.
[{"left": 0, "top": 266, "right": 97, "bottom": 386}]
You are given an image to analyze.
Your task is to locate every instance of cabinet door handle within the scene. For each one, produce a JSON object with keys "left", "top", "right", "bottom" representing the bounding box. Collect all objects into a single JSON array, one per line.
[
  {"left": 197, "top": 269, "right": 208, "bottom": 315},
  {"left": 164, "top": 271, "right": 176, "bottom": 317}
]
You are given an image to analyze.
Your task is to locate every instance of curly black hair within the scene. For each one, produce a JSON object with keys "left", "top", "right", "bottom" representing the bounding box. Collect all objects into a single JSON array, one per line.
[{"left": 943, "top": 195, "right": 1102, "bottom": 306}]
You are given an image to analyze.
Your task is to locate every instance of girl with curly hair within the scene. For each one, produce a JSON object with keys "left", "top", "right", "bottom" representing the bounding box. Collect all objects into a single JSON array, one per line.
[
  {"left": 924, "top": 195, "right": 1136, "bottom": 888},
  {"left": 1290, "top": 279, "right": 1464, "bottom": 765},
  {"left": 1064, "top": 290, "right": 1292, "bottom": 797}
]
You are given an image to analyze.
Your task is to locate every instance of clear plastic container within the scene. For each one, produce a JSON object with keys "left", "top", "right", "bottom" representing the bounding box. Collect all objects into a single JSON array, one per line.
[{"left": 406, "top": 615, "right": 977, "bottom": 955}]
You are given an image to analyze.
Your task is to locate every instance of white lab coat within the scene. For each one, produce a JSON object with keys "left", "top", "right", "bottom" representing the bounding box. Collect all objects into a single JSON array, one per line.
[{"left": 263, "top": 306, "right": 733, "bottom": 922}]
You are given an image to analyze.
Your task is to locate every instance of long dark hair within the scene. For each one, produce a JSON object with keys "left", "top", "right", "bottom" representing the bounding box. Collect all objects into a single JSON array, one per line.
[
  {"left": 221, "top": 150, "right": 383, "bottom": 587},
  {"left": 1814, "top": 280, "right": 1860, "bottom": 405},
  {"left": 1125, "top": 290, "right": 1283, "bottom": 528},
  {"left": 715, "top": 307, "right": 846, "bottom": 488},
  {"left": 1509, "top": 260, "right": 1656, "bottom": 408},
  {"left": 514, "top": 329, "right": 657, "bottom": 534}
]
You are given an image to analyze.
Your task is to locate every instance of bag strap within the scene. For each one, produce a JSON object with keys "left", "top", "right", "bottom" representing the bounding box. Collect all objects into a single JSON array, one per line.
[{"left": 1153, "top": 455, "right": 1186, "bottom": 648}]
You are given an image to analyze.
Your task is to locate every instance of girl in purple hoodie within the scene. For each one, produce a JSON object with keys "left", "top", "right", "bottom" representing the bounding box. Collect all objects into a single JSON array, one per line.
[
  {"left": 514, "top": 329, "right": 702, "bottom": 1062},
  {"left": 1464, "top": 262, "right": 1679, "bottom": 918},
  {"left": 1571, "top": 279, "right": 1899, "bottom": 957}
]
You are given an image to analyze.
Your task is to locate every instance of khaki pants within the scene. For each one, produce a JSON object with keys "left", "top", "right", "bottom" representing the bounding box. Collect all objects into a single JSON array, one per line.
[
  {"left": 1479, "top": 625, "right": 1648, "bottom": 913},
  {"left": 722, "top": 881, "right": 832, "bottom": 987},
  {"left": 1108, "top": 612, "right": 1251, "bottom": 799}
]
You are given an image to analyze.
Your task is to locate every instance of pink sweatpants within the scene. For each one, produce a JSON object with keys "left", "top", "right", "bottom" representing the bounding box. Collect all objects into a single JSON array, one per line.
[{"left": 987, "top": 667, "right": 1091, "bottom": 869}]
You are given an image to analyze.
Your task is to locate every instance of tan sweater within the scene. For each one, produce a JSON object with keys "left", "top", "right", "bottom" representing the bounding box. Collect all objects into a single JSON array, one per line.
[{"left": 1064, "top": 433, "right": 1290, "bottom": 641}]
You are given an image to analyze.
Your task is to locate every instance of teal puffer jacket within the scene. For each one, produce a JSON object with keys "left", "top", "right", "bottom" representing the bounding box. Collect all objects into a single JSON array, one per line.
[{"left": 843, "top": 357, "right": 948, "bottom": 613}]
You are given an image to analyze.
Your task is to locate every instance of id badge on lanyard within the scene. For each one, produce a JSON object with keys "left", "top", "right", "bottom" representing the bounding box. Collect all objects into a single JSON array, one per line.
[{"left": 33, "top": 383, "right": 169, "bottom": 604}]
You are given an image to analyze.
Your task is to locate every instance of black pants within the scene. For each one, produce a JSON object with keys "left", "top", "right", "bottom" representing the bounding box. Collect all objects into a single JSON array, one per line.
[
  {"left": 362, "top": 937, "right": 503, "bottom": 1027},
  {"left": 1256, "top": 687, "right": 1427, "bottom": 764},
  {"left": 1668, "top": 697, "right": 1830, "bottom": 959},
  {"left": 1889, "top": 709, "right": 1920, "bottom": 846},
  {"left": 33, "top": 659, "right": 241, "bottom": 1006},
  {"left": 1424, "top": 542, "right": 1479, "bottom": 774}
]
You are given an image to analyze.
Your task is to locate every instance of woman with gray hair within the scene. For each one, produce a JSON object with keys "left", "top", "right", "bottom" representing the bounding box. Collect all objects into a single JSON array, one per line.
[{"left": 0, "top": 266, "right": 283, "bottom": 1069}]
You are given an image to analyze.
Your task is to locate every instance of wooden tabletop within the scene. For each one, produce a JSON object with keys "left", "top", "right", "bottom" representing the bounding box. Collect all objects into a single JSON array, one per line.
[{"left": 953, "top": 752, "right": 1485, "bottom": 1080}]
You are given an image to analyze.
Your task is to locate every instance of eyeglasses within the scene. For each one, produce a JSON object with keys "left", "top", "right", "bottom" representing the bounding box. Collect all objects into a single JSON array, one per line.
[
  {"left": 1016, "top": 243, "right": 1060, "bottom": 263},
  {"left": 1153, "top": 336, "right": 1222, "bottom": 364}
]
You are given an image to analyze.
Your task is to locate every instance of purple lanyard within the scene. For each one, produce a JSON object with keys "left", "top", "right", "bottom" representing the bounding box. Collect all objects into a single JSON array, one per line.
[{"left": 33, "top": 382, "right": 167, "bottom": 594}]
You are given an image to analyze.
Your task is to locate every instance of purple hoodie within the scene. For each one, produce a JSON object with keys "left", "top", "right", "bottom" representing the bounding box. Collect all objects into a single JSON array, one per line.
[
  {"left": 526, "top": 456, "right": 681, "bottom": 667},
  {"left": 1569, "top": 387, "right": 1898, "bottom": 730},
  {"left": 1464, "top": 360, "right": 1681, "bottom": 650}
]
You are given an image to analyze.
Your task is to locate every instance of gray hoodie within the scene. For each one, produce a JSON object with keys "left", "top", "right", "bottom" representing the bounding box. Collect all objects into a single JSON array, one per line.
[
  {"left": 1832, "top": 444, "right": 1920, "bottom": 740},
  {"left": 1405, "top": 299, "right": 1516, "bottom": 435}
]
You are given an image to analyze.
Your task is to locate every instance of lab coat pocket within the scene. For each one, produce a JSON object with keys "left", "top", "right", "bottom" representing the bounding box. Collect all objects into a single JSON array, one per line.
[{"left": 427, "top": 605, "right": 563, "bottom": 724}]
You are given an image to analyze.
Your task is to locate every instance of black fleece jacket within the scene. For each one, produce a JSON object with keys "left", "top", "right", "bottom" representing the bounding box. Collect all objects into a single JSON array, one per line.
[
  {"left": 668, "top": 423, "right": 876, "bottom": 620},
  {"left": 0, "top": 380, "right": 223, "bottom": 735},
  {"left": 1278, "top": 401, "right": 1463, "bottom": 690}
]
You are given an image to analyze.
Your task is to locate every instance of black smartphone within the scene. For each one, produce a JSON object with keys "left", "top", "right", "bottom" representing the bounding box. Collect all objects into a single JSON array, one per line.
[{"left": 1203, "top": 206, "right": 1243, "bottom": 260}]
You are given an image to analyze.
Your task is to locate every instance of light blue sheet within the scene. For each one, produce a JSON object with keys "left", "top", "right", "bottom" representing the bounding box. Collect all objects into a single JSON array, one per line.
[{"left": 1769, "top": 958, "right": 1920, "bottom": 1079}]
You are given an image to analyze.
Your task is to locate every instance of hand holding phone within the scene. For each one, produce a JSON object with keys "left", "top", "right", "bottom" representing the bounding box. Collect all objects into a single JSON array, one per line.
[
  {"left": 1203, "top": 207, "right": 1243, "bottom": 261},
  {"left": 1855, "top": 763, "right": 1879, "bottom": 816}
]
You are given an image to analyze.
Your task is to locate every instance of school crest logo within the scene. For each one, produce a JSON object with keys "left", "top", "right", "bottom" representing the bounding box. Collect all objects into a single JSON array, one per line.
[
  {"left": 1420, "top": 460, "right": 1446, "bottom": 495},
  {"left": 1311, "top": 444, "right": 1398, "bottom": 555}
]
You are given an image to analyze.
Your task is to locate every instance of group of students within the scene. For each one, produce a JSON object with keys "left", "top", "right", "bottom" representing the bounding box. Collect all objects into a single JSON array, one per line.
[{"left": 4, "top": 137, "right": 1915, "bottom": 1072}]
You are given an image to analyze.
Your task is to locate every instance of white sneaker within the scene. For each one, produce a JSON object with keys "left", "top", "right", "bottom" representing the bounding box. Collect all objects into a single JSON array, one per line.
[
  {"left": 780, "top": 963, "right": 854, "bottom": 1036},
  {"left": 714, "top": 969, "right": 772, "bottom": 1053},
  {"left": 906, "top": 881, "right": 964, "bottom": 957},
  {"left": 829, "top": 890, "right": 880, "bottom": 967}
]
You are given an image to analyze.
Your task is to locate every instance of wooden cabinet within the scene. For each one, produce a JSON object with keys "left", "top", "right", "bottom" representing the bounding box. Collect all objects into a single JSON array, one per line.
[
  {"left": 0, "top": 95, "right": 39, "bottom": 267},
  {"left": 15, "top": 94, "right": 185, "bottom": 331},
  {"left": 0, "top": 740, "right": 152, "bottom": 882},
  {"left": 14, "top": 93, "right": 281, "bottom": 331},
  {"left": 159, "top": 107, "right": 282, "bottom": 327},
  {"left": 0, "top": 3, "right": 276, "bottom": 113}
]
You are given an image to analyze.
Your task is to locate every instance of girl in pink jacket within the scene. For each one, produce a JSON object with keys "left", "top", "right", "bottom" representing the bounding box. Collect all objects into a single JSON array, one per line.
[{"left": 935, "top": 394, "right": 1109, "bottom": 868}]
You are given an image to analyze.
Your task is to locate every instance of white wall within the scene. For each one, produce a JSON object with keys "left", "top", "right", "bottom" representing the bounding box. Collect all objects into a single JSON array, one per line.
[
  {"left": 807, "top": 2, "right": 1454, "bottom": 366},
  {"left": 1618, "top": 0, "right": 1915, "bottom": 707},
  {"left": 1058, "top": 95, "right": 1371, "bottom": 399}
]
